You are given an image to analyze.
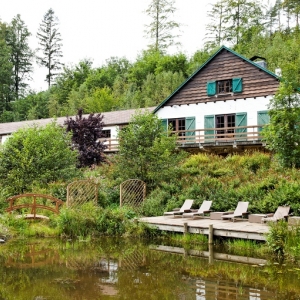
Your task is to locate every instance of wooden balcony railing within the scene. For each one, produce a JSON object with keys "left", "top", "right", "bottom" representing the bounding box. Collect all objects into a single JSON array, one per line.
[
  {"left": 101, "top": 125, "right": 265, "bottom": 152},
  {"left": 173, "top": 125, "right": 264, "bottom": 145}
]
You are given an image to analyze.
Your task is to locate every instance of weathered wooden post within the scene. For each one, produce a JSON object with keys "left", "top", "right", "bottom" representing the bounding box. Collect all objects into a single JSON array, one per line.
[
  {"left": 183, "top": 223, "right": 188, "bottom": 235},
  {"left": 209, "top": 244, "right": 214, "bottom": 264},
  {"left": 208, "top": 224, "right": 213, "bottom": 244}
]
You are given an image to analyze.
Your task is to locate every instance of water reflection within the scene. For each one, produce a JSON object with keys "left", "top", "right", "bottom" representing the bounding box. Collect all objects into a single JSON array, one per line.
[{"left": 0, "top": 238, "right": 299, "bottom": 299}]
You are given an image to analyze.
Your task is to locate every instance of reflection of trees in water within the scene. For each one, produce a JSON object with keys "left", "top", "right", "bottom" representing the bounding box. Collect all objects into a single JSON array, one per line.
[{"left": 0, "top": 238, "right": 299, "bottom": 299}]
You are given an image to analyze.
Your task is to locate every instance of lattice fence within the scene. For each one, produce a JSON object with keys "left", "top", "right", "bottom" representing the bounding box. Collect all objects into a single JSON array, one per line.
[
  {"left": 67, "top": 180, "right": 98, "bottom": 208},
  {"left": 120, "top": 179, "right": 146, "bottom": 212}
]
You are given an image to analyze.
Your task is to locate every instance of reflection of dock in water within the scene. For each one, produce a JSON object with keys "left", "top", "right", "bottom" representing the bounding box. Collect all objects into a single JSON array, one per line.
[
  {"left": 196, "top": 279, "right": 276, "bottom": 300},
  {"left": 151, "top": 245, "right": 277, "bottom": 300},
  {"left": 150, "top": 245, "right": 267, "bottom": 265}
]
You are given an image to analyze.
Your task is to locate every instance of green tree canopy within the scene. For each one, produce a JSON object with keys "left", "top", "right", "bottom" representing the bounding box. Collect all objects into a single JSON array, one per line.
[
  {"left": 6, "top": 14, "right": 34, "bottom": 99},
  {"left": 263, "top": 82, "right": 300, "bottom": 168},
  {"left": 116, "top": 110, "right": 186, "bottom": 189},
  {"left": 0, "top": 122, "right": 78, "bottom": 194},
  {"left": 0, "top": 21, "right": 13, "bottom": 114}
]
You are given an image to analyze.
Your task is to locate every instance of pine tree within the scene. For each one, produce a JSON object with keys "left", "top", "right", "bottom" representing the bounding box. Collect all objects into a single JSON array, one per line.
[
  {"left": 0, "top": 21, "right": 13, "bottom": 113},
  {"left": 283, "top": 0, "right": 300, "bottom": 28},
  {"left": 36, "top": 8, "right": 63, "bottom": 88},
  {"left": 144, "top": 0, "right": 181, "bottom": 52},
  {"left": 6, "top": 15, "right": 33, "bottom": 99},
  {"left": 205, "top": 0, "right": 228, "bottom": 48}
]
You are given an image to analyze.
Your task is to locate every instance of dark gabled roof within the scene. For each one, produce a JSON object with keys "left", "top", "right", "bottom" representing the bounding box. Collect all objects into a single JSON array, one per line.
[{"left": 153, "top": 45, "right": 279, "bottom": 113}]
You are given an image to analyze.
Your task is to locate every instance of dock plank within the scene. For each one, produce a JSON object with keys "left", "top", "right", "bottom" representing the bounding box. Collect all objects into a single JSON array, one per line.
[{"left": 139, "top": 216, "right": 269, "bottom": 241}]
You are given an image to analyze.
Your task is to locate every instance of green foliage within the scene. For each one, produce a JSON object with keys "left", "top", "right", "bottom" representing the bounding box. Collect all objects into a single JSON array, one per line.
[
  {"left": 0, "top": 23, "right": 14, "bottom": 113},
  {"left": 263, "top": 83, "right": 300, "bottom": 168},
  {"left": 52, "top": 59, "right": 93, "bottom": 106},
  {"left": 240, "top": 152, "right": 271, "bottom": 173},
  {"left": 225, "top": 239, "right": 269, "bottom": 258},
  {"left": 140, "top": 151, "right": 300, "bottom": 216},
  {"left": 286, "top": 225, "right": 300, "bottom": 260},
  {"left": 6, "top": 14, "right": 33, "bottom": 99},
  {"left": 141, "top": 71, "right": 185, "bottom": 107},
  {"left": 261, "top": 181, "right": 300, "bottom": 214},
  {"left": 206, "top": 0, "right": 265, "bottom": 48},
  {"left": 9, "top": 90, "right": 50, "bottom": 121},
  {"left": 141, "top": 188, "right": 173, "bottom": 216},
  {"left": 0, "top": 122, "right": 79, "bottom": 194},
  {"left": 116, "top": 110, "right": 186, "bottom": 190},
  {"left": 55, "top": 202, "right": 138, "bottom": 238},
  {"left": 83, "top": 86, "right": 119, "bottom": 112},
  {"left": 266, "top": 220, "right": 288, "bottom": 258}
]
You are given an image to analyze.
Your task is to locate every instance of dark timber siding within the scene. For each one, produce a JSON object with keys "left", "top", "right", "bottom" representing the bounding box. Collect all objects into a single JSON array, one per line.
[{"left": 166, "top": 49, "right": 279, "bottom": 107}]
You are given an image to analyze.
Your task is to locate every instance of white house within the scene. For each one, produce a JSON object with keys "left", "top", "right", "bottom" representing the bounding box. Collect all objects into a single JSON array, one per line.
[{"left": 153, "top": 45, "right": 280, "bottom": 153}]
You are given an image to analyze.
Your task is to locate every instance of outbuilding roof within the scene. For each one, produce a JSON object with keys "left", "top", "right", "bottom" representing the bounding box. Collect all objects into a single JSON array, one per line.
[{"left": 0, "top": 107, "right": 155, "bottom": 136}]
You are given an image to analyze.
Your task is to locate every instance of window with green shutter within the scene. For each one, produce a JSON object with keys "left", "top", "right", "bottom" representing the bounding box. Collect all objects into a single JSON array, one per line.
[
  {"left": 204, "top": 115, "right": 215, "bottom": 141},
  {"left": 185, "top": 117, "right": 196, "bottom": 142},
  {"left": 236, "top": 112, "right": 247, "bottom": 140},
  {"left": 207, "top": 81, "right": 216, "bottom": 96},
  {"left": 257, "top": 111, "right": 269, "bottom": 132},
  {"left": 208, "top": 78, "right": 243, "bottom": 96},
  {"left": 161, "top": 119, "right": 168, "bottom": 131},
  {"left": 232, "top": 78, "right": 243, "bottom": 93}
]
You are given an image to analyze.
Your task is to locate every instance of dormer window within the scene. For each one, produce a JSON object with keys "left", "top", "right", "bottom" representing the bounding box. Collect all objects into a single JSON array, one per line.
[
  {"left": 207, "top": 78, "right": 243, "bottom": 96},
  {"left": 218, "top": 80, "right": 232, "bottom": 94}
]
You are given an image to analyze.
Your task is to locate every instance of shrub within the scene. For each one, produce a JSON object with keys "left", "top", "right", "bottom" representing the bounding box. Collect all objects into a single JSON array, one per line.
[
  {"left": 266, "top": 220, "right": 288, "bottom": 258},
  {"left": 55, "top": 203, "right": 137, "bottom": 238},
  {"left": 240, "top": 152, "right": 271, "bottom": 174},
  {"left": 0, "top": 122, "right": 79, "bottom": 194}
]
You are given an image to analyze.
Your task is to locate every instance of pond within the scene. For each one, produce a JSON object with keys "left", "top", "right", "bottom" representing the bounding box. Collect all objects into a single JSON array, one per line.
[{"left": 0, "top": 238, "right": 299, "bottom": 299}]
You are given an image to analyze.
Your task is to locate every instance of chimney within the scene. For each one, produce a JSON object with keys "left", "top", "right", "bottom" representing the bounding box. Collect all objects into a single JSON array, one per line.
[
  {"left": 249, "top": 55, "right": 267, "bottom": 69},
  {"left": 275, "top": 68, "right": 282, "bottom": 77}
]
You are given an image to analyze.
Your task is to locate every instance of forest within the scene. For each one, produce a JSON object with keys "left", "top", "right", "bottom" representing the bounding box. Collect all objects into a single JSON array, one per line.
[{"left": 0, "top": 0, "right": 299, "bottom": 123}]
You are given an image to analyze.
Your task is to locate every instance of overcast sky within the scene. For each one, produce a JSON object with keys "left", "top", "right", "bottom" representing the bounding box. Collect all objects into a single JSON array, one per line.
[{"left": 2, "top": 0, "right": 218, "bottom": 91}]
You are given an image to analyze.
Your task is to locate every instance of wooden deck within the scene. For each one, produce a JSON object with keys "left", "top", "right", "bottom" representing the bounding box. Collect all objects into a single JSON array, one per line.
[
  {"left": 139, "top": 216, "right": 269, "bottom": 241},
  {"left": 101, "top": 125, "right": 265, "bottom": 153}
]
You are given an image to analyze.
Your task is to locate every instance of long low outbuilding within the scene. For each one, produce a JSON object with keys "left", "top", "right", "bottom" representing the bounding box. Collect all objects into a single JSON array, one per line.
[{"left": 0, "top": 107, "right": 155, "bottom": 146}]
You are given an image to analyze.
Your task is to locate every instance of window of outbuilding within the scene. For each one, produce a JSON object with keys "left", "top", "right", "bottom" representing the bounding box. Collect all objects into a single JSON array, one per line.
[{"left": 102, "top": 130, "right": 111, "bottom": 138}]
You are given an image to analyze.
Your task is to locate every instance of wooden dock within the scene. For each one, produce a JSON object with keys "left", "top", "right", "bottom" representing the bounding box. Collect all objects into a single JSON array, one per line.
[{"left": 139, "top": 216, "right": 269, "bottom": 241}]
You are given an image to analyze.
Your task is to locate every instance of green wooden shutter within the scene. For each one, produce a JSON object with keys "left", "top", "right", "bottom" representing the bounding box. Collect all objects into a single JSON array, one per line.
[
  {"left": 257, "top": 110, "right": 270, "bottom": 132},
  {"left": 232, "top": 78, "right": 243, "bottom": 93},
  {"left": 161, "top": 119, "right": 168, "bottom": 132},
  {"left": 204, "top": 115, "right": 215, "bottom": 141},
  {"left": 185, "top": 116, "right": 196, "bottom": 142},
  {"left": 207, "top": 81, "right": 216, "bottom": 96},
  {"left": 236, "top": 112, "right": 247, "bottom": 140}
]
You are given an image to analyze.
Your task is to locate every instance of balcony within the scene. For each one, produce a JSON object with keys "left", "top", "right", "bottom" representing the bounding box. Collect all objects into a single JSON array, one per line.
[{"left": 101, "top": 125, "right": 266, "bottom": 154}]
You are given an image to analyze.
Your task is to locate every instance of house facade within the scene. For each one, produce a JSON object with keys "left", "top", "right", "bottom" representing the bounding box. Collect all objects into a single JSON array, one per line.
[{"left": 154, "top": 46, "right": 280, "bottom": 153}]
